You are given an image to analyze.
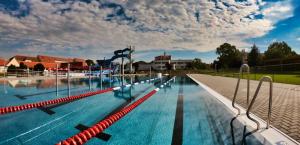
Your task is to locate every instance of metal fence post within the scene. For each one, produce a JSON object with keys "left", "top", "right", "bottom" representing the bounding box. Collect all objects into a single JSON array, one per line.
[
  {"left": 149, "top": 67, "right": 152, "bottom": 79},
  {"left": 56, "top": 64, "right": 58, "bottom": 97},
  {"left": 3, "top": 67, "right": 6, "bottom": 78},
  {"left": 89, "top": 66, "right": 91, "bottom": 91},
  {"left": 68, "top": 64, "right": 70, "bottom": 97},
  {"left": 100, "top": 66, "right": 103, "bottom": 78}
]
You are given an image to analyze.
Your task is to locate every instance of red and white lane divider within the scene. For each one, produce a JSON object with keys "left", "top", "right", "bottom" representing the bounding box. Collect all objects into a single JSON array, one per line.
[
  {"left": 56, "top": 77, "right": 175, "bottom": 145},
  {"left": 0, "top": 88, "right": 113, "bottom": 115},
  {"left": 0, "top": 78, "right": 159, "bottom": 115}
]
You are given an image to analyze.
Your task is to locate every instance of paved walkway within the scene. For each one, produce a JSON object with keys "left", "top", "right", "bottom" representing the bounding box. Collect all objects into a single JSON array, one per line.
[{"left": 190, "top": 74, "right": 300, "bottom": 142}]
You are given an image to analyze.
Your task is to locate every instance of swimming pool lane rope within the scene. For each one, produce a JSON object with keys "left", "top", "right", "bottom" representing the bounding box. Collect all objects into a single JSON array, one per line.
[
  {"left": 56, "top": 77, "right": 175, "bottom": 145},
  {"left": 0, "top": 78, "right": 159, "bottom": 115}
]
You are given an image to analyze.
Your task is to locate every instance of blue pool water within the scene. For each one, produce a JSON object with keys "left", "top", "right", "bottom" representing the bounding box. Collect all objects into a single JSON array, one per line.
[{"left": 0, "top": 76, "right": 268, "bottom": 145}]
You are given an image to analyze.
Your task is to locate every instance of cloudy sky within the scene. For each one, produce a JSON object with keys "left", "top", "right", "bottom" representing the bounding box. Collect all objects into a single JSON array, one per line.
[{"left": 0, "top": 0, "right": 299, "bottom": 62}]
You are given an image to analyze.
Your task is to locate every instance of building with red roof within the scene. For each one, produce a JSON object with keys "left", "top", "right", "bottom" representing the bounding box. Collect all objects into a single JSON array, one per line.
[
  {"left": 0, "top": 58, "right": 7, "bottom": 73},
  {"left": 6, "top": 55, "right": 88, "bottom": 71}
]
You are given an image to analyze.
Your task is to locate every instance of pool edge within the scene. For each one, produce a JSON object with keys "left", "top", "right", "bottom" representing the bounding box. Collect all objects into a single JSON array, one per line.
[{"left": 187, "top": 74, "right": 300, "bottom": 145}]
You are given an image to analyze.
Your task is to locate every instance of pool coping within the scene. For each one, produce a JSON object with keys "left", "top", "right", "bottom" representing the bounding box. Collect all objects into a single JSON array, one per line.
[{"left": 187, "top": 74, "right": 300, "bottom": 145}]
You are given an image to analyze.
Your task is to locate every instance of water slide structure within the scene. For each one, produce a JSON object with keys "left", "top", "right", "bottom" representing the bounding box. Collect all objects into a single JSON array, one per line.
[{"left": 96, "top": 47, "right": 134, "bottom": 75}]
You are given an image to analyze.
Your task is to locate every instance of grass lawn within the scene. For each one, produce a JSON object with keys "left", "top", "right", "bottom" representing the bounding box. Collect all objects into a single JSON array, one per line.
[{"left": 209, "top": 72, "right": 300, "bottom": 85}]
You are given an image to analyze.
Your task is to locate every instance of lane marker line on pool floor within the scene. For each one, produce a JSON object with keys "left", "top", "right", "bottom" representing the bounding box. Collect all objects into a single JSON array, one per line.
[
  {"left": 73, "top": 84, "right": 156, "bottom": 141},
  {"left": 171, "top": 78, "right": 184, "bottom": 145},
  {"left": 56, "top": 77, "right": 175, "bottom": 145}
]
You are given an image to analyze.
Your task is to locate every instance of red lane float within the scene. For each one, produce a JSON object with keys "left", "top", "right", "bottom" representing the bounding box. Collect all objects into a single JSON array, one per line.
[
  {"left": 56, "top": 88, "right": 160, "bottom": 145},
  {"left": 0, "top": 88, "right": 114, "bottom": 115},
  {"left": 0, "top": 78, "right": 159, "bottom": 115}
]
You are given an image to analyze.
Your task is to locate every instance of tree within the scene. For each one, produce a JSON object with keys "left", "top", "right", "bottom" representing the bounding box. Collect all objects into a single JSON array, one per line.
[
  {"left": 7, "top": 65, "right": 17, "bottom": 72},
  {"left": 248, "top": 44, "right": 262, "bottom": 66},
  {"left": 19, "top": 62, "right": 28, "bottom": 69},
  {"left": 85, "top": 59, "right": 95, "bottom": 66},
  {"left": 212, "top": 60, "right": 221, "bottom": 72},
  {"left": 191, "top": 58, "right": 207, "bottom": 70},
  {"left": 34, "top": 63, "right": 45, "bottom": 71},
  {"left": 216, "top": 43, "right": 242, "bottom": 68},
  {"left": 264, "top": 41, "right": 297, "bottom": 60}
]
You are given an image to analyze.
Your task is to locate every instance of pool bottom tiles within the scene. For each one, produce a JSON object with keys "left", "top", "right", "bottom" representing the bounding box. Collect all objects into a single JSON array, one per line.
[{"left": 0, "top": 76, "right": 267, "bottom": 145}]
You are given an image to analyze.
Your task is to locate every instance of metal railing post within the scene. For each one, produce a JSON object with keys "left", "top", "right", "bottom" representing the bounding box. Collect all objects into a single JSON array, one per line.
[
  {"left": 246, "top": 76, "right": 273, "bottom": 130},
  {"left": 100, "top": 66, "right": 103, "bottom": 78},
  {"left": 232, "top": 64, "right": 250, "bottom": 115},
  {"left": 68, "top": 64, "right": 70, "bottom": 97},
  {"left": 89, "top": 66, "right": 91, "bottom": 91},
  {"left": 3, "top": 67, "right": 6, "bottom": 78},
  {"left": 109, "top": 64, "right": 112, "bottom": 78},
  {"left": 122, "top": 56, "right": 124, "bottom": 76},
  {"left": 119, "top": 64, "right": 121, "bottom": 77},
  {"left": 56, "top": 64, "right": 58, "bottom": 97},
  {"left": 149, "top": 67, "right": 152, "bottom": 80}
]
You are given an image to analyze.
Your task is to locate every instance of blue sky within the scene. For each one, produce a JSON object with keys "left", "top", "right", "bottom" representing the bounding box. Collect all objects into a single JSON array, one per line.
[{"left": 0, "top": 0, "right": 299, "bottom": 63}]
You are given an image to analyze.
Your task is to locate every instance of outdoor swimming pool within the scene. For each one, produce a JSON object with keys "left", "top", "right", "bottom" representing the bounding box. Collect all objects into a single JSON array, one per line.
[{"left": 0, "top": 76, "right": 269, "bottom": 145}]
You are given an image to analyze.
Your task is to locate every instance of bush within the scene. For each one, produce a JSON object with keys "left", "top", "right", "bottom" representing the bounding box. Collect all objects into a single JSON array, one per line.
[
  {"left": 34, "top": 63, "right": 45, "bottom": 71},
  {"left": 19, "top": 62, "right": 28, "bottom": 69},
  {"left": 7, "top": 65, "right": 17, "bottom": 72}
]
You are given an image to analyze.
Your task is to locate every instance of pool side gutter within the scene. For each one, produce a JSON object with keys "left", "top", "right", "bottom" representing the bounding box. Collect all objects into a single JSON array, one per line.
[{"left": 187, "top": 74, "right": 300, "bottom": 145}]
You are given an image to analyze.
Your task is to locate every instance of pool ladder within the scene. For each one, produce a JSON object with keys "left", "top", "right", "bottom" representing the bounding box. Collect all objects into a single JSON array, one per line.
[
  {"left": 232, "top": 64, "right": 273, "bottom": 130},
  {"left": 232, "top": 64, "right": 250, "bottom": 115}
]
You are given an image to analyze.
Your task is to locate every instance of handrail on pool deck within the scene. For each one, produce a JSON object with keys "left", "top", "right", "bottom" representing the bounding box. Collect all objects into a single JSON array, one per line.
[
  {"left": 232, "top": 64, "right": 250, "bottom": 115},
  {"left": 246, "top": 76, "right": 273, "bottom": 130}
]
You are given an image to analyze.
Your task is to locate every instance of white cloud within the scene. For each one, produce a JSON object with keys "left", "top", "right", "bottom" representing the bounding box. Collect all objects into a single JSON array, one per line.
[
  {"left": 0, "top": 0, "right": 296, "bottom": 59},
  {"left": 261, "top": 0, "right": 294, "bottom": 23},
  {"left": 297, "top": 37, "right": 300, "bottom": 41}
]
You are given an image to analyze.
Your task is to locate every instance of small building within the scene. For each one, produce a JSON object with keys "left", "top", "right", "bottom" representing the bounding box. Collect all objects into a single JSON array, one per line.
[
  {"left": 152, "top": 52, "right": 172, "bottom": 71},
  {"left": 152, "top": 52, "right": 193, "bottom": 71},
  {"left": 134, "top": 52, "right": 193, "bottom": 71},
  {"left": 6, "top": 55, "right": 88, "bottom": 71},
  {"left": 6, "top": 55, "right": 38, "bottom": 67},
  {"left": 171, "top": 59, "right": 193, "bottom": 70},
  {"left": 133, "top": 61, "right": 152, "bottom": 71},
  {"left": 0, "top": 58, "right": 7, "bottom": 73}
]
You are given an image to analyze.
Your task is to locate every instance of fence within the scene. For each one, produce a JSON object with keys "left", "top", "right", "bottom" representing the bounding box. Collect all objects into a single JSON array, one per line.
[
  {"left": 0, "top": 69, "right": 77, "bottom": 78},
  {"left": 209, "top": 63, "right": 300, "bottom": 85}
]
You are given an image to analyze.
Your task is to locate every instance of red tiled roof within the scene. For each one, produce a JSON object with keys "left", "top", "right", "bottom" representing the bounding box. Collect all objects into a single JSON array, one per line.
[
  {"left": 37, "top": 55, "right": 88, "bottom": 63},
  {"left": 20, "top": 61, "right": 58, "bottom": 69},
  {"left": 0, "top": 58, "right": 6, "bottom": 66},
  {"left": 155, "top": 55, "right": 171, "bottom": 61},
  {"left": 37, "top": 55, "right": 73, "bottom": 63},
  {"left": 73, "top": 58, "right": 85, "bottom": 62},
  {"left": 13, "top": 55, "right": 38, "bottom": 62}
]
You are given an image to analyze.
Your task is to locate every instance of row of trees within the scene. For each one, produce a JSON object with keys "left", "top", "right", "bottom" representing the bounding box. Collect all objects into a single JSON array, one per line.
[
  {"left": 7, "top": 63, "right": 45, "bottom": 72},
  {"left": 214, "top": 41, "right": 298, "bottom": 69}
]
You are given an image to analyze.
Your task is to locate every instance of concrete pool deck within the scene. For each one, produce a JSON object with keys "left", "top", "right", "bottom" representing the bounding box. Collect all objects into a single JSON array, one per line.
[{"left": 189, "top": 74, "right": 300, "bottom": 143}]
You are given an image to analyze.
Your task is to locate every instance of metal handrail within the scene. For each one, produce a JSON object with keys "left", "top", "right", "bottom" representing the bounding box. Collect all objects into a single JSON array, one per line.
[
  {"left": 232, "top": 64, "right": 250, "bottom": 115},
  {"left": 246, "top": 76, "right": 273, "bottom": 130}
]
